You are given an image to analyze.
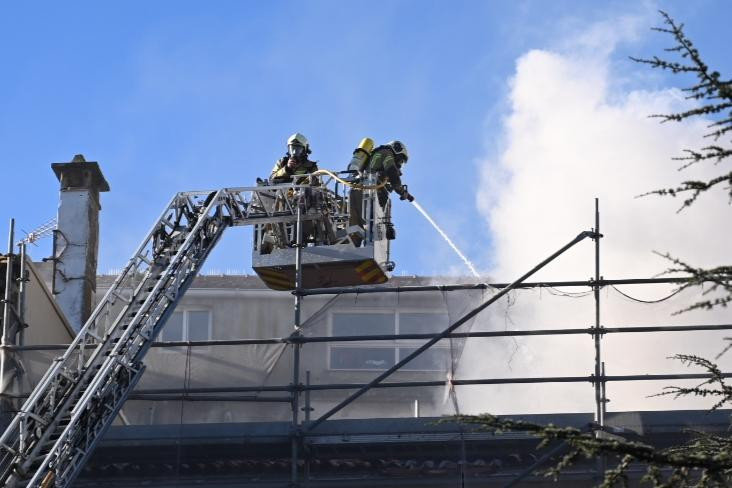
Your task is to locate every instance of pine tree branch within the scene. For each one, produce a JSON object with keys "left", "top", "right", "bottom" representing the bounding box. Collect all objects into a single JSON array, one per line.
[
  {"left": 633, "top": 11, "right": 732, "bottom": 210},
  {"left": 451, "top": 415, "right": 732, "bottom": 472},
  {"left": 650, "top": 252, "right": 732, "bottom": 313},
  {"left": 638, "top": 170, "right": 732, "bottom": 211},
  {"left": 650, "top": 353, "right": 732, "bottom": 411}
]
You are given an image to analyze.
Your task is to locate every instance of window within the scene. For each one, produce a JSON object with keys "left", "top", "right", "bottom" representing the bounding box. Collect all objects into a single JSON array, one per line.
[
  {"left": 332, "top": 312, "right": 394, "bottom": 336},
  {"left": 331, "top": 347, "right": 396, "bottom": 370},
  {"left": 399, "top": 312, "right": 449, "bottom": 334},
  {"left": 398, "top": 347, "right": 450, "bottom": 371},
  {"left": 329, "top": 311, "right": 450, "bottom": 371},
  {"left": 160, "top": 310, "right": 212, "bottom": 341}
]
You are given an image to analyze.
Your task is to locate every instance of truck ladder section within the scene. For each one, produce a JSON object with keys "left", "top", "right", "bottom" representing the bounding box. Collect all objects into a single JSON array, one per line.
[{"left": 0, "top": 183, "right": 332, "bottom": 488}]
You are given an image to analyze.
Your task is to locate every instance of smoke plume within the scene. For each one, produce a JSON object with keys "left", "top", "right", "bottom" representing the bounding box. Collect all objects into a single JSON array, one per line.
[{"left": 461, "top": 15, "right": 732, "bottom": 415}]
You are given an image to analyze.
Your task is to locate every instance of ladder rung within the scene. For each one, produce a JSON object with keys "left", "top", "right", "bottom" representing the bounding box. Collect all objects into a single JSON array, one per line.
[
  {"left": 135, "top": 328, "right": 151, "bottom": 340},
  {"left": 111, "top": 290, "right": 131, "bottom": 304},
  {"left": 0, "top": 442, "right": 18, "bottom": 456},
  {"left": 82, "top": 330, "right": 102, "bottom": 342},
  {"left": 20, "top": 410, "right": 48, "bottom": 426},
  {"left": 160, "top": 216, "right": 175, "bottom": 229}
]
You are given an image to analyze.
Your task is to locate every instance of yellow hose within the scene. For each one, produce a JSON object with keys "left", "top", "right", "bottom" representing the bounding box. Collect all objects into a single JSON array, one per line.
[{"left": 310, "top": 169, "right": 388, "bottom": 190}]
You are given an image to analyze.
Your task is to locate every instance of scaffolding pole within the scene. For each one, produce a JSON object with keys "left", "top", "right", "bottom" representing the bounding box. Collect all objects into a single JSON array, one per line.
[
  {"left": 592, "top": 198, "right": 607, "bottom": 480},
  {"left": 593, "top": 198, "right": 605, "bottom": 427},
  {"left": 17, "top": 243, "right": 26, "bottom": 347},
  {"left": 1, "top": 219, "right": 15, "bottom": 400},
  {"left": 291, "top": 203, "right": 304, "bottom": 487}
]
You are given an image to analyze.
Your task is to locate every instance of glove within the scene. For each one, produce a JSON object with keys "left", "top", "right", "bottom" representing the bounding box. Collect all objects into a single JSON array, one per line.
[{"left": 397, "top": 186, "right": 414, "bottom": 202}]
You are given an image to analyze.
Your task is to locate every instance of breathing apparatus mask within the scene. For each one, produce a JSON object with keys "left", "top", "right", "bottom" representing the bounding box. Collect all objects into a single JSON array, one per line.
[
  {"left": 388, "top": 140, "right": 409, "bottom": 166},
  {"left": 288, "top": 143, "right": 306, "bottom": 160}
]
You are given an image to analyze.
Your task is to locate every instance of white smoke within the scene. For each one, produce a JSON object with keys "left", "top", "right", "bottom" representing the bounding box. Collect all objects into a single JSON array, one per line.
[{"left": 460, "top": 16, "right": 732, "bottom": 415}]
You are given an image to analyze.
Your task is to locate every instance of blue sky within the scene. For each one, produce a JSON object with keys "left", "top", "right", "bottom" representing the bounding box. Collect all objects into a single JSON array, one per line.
[{"left": 1, "top": 1, "right": 730, "bottom": 277}]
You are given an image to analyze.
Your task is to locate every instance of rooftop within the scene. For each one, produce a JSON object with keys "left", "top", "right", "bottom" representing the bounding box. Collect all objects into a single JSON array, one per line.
[{"left": 78, "top": 410, "right": 732, "bottom": 487}]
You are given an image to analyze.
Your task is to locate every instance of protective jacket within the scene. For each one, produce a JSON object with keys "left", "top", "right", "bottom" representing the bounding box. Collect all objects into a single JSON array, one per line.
[
  {"left": 270, "top": 156, "right": 318, "bottom": 183},
  {"left": 363, "top": 146, "right": 405, "bottom": 206}
]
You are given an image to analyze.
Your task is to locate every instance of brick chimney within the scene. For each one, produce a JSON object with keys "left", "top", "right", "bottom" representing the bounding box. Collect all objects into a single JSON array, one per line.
[{"left": 51, "top": 155, "right": 110, "bottom": 332}]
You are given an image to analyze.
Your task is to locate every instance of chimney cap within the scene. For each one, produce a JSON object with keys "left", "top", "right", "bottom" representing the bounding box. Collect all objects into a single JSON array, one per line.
[{"left": 52, "top": 154, "right": 110, "bottom": 192}]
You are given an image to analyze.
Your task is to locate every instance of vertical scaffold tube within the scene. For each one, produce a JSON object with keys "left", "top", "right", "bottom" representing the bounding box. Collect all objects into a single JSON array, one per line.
[
  {"left": 1, "top": 219, "right": 15, "bottom": 398},
  {"left": 291, "top": 202, "right": 304, "bottom": 486},
  {"left": 593, "top": 198, "right": 603, "bottom": 426},
  {"left": 593, "top": 198, "right": 606, "bottom": 480},
  {"left": 17, "top": 243, "right": 26, "bottom": 347}
]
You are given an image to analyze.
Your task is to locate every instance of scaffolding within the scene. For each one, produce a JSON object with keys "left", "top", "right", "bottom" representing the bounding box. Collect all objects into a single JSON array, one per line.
[
  {"left": 1, "top": 220, "right": 28, "bottom": 414},
  {"left": 1, "top": 199, "right": 731, "bottom": 486}
]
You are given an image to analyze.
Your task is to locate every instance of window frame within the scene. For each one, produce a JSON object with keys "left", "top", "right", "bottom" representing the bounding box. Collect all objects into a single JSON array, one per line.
[
  {"left": 328, "top": 308, "right": 450, "bottom": 372},
  {"left": 159, "top": 308, "right": 213, "bottom": 343}
]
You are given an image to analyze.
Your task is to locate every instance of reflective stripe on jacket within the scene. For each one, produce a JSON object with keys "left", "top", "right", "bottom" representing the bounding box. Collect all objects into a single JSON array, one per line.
[
  {"left": 364, "top": 146, "right": 397, "bottom": 173},
  {"left": 365, "top": 146, "right": 402, "bottom": 191}
]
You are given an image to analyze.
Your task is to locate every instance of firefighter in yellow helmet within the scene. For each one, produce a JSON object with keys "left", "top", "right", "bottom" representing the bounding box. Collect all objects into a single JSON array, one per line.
[
  {"left": 362, "top": 140, "right": 413, "bottom": 207},
  {"left": 270, "top": 132, "right": 319, "bottom": 183},
  {"left": 350, "top": 140, "right": 412, "bottom": 241}
]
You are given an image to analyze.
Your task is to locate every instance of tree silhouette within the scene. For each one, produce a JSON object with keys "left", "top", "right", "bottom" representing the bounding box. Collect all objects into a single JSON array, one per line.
[{"left": 634, "top": 11, "right": 731, "bottom": 313}]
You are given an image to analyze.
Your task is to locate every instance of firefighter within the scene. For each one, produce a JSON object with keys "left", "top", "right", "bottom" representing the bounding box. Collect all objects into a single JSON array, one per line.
[
  {"left": 270, "top": 132, "right": 318, "bottom": 183},
  {"left": 364, "top": 140, "right": 413, "bottom": 207},
  {"left": 351, "top": 140, "right": 413, "bottom": 241},
  {"left": 265, "top": 133, "right": 319, "bottom": 249}
]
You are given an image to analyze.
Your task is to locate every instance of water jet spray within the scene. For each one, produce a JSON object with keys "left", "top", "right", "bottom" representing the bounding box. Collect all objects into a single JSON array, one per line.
[{"left": 410, "top": 200, "right": 480, "bottom": 278}]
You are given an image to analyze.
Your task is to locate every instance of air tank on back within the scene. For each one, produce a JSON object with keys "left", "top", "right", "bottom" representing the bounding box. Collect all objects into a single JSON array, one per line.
[{"left": 347, "top": 137, "right": 374, "bottom": 172}]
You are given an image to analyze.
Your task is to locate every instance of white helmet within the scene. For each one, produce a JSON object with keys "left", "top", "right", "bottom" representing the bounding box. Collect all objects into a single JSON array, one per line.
[
  {"left": 287, "top": 132, "right": 310, "bottom": 158},
  {"left": 388, "top": 140, "right": 408, "bottom": 164},
  {"left": 287, "top": 132, "right": 309, "bottom": 147}
]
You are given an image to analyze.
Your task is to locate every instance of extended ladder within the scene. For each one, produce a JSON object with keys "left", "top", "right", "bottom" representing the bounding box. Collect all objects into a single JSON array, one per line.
[{"left": 0, "top": 184, "right": 331, "bottom": 488}]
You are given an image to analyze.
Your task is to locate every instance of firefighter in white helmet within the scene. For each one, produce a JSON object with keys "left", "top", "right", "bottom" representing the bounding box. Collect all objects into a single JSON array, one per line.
[{"left": 270, "top": 132, "right": 319, "bottom": 183}]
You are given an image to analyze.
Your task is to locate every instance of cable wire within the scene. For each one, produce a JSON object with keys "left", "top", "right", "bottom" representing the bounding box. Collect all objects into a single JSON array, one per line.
[
  {"left": 544, "top": 285, "right": 594, "bottom": 298},
  {"left": 610, "top": 285, "right": 684, "bottom": 304}
]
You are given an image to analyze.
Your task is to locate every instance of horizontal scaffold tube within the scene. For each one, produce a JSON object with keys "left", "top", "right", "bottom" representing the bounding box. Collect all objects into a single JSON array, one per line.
[
  {"left": 9, "top": 323, "right": 732, "bottom": 351},
  {"left": 127, "top": 394, "right": 292, "bottom": 402},
  {"left": 3, "top": 373, "right": 725, "bottom": 400},
  {"left": 102, "top": 372, "right": 732, "bottom": 392},
  {"left": 295, "top": 277, "right": 699, "bottom": 296}
]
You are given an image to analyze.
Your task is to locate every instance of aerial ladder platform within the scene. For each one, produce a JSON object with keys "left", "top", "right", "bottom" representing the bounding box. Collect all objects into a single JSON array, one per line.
[{"left": 0, "top": 174, "right": 393, "bottom": 487}]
